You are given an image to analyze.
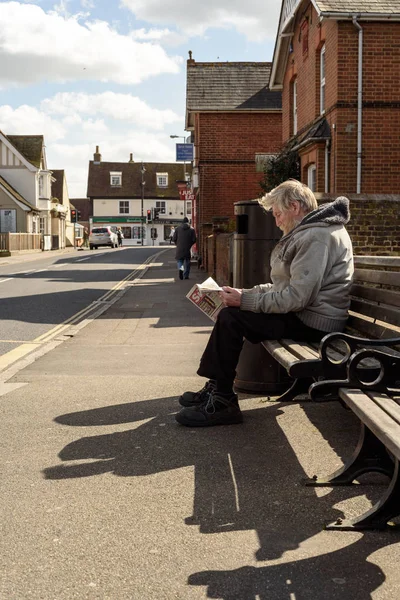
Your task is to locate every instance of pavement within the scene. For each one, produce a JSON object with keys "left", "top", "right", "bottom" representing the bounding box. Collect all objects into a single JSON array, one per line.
[{"left": 1, "top": 247, "right": 400, "bottom": 599}]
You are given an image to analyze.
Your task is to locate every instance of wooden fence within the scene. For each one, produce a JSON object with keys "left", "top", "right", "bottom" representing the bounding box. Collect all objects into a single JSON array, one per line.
[{"left": 0, "top": 233, "right": 42, "bottom": 255}]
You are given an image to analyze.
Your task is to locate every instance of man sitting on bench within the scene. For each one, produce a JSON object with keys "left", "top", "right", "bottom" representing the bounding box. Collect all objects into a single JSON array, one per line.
[{"left": 175, "top": 179, "right": 354, "bottom": 427}]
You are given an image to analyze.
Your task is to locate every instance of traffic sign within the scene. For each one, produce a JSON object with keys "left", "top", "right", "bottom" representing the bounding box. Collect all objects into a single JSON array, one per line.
[{"left": 176, "top": 143, "right": 194, "bottom": 161}]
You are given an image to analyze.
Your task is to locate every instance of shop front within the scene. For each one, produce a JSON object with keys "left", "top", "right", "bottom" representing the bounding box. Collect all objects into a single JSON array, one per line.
[{"left": 91, "top": 216, "right": 183, "bottom": 246}]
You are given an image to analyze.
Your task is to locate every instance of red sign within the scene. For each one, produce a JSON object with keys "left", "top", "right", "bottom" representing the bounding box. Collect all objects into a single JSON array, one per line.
[{"left": 177, "top": 182, "right": 195, "bottom": 202}]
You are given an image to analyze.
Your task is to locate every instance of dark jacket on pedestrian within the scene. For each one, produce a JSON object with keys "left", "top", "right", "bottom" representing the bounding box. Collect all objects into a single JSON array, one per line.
[{"left": 173, "top": 222, "right": 196, "bottom": 260}]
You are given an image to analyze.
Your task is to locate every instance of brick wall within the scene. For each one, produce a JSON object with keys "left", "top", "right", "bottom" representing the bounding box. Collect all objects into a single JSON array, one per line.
[
  {"left": 282, "top": 5, "right": 400, "bottom": 194},
  {"left": 315, "top": 193, "right": 400, "bottom": 255},
  {"left": 196, "top": 111, "right": 282, "bottom": 268}
]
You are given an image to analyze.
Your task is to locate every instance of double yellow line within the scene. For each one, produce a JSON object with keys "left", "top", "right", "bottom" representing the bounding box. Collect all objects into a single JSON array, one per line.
[
  {"left": 0, "top": 253, "right": 161, "bottom": 373},
  {"left": 34, "top": 256, "right": 155, "bottom": 344}
]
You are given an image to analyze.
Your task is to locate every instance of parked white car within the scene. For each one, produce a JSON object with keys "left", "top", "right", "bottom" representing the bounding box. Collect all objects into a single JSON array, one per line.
[{"left": 89, "top": 226, "right": 118, "bottom": 249}]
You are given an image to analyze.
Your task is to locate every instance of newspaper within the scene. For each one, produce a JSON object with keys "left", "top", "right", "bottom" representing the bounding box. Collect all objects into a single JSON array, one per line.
[{"left": 186, "top": 277, "right": 225, "bottom": 322}]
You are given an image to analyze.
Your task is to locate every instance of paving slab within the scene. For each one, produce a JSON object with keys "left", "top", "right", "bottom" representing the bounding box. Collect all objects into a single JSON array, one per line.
[{"left": 1, "top": 248, "right": 400, "bottom": 599}]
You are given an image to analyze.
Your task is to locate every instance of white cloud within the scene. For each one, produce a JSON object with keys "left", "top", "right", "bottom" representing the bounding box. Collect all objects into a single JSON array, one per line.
[
  {"left": 121, "top": 0, "right": 281, "bottom": 41},
  {"left": 130, "top": 28, "right": 186, "bottom": 47},
  {"left": 0, "top": 104, "right": 66, "bottom": 140},
  {"left": 0, "top": 2, "right": 182, "bottom": 86},
  {"left": 0, "top": 95, "right": 182, "bottom": 196},
  {"left": 41, "top": 92, "right": 181, "bottom": 130}
]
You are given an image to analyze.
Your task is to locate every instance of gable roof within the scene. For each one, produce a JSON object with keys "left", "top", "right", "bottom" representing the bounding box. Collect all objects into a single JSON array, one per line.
[
  {"left": 186, "top": 60, "right": 282, "bottom": 129},
  {"left": 70, "top": 198, "right": 92, "bottom": 220},
  {"left": 271, "top": 0, "right": 400, "bottom": 89},
  {"left": 0, "top": 175, "right": 36, "bottom": 211},
  {"left": 87, "top": 161, "right": 192, "bottom": 199},
  {"left": 6, "top": 135, "right": 44, "bottom": 168}
]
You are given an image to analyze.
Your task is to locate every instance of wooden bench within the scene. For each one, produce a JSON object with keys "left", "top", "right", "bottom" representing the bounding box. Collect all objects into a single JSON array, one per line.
[
  {"left": 261, "top": 255, "right": 400, "bottom": 402},
  {"left": 304, "top": 347, "right": 400, "bottom": 530}
]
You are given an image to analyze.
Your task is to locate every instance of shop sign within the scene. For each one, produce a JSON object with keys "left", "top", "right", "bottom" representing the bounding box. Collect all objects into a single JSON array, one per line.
[{"left": 92, "top": 216, "right": 145, "bottom": 223}]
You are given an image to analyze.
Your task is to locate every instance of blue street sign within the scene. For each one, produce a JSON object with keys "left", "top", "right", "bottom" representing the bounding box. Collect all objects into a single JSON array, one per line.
[{"left": 176, "top": 143, "right": 194, "bottom": 161}]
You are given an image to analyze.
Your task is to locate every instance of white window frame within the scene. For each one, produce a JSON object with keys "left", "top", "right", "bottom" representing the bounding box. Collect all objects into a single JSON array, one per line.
[
  {"left": 119, "top": 200, "right": 129, "bottom": 214},
  {"left": 157, "top": 173, "right": 168, "bottom": 188},
  {"left": 39, "top": 216, "right": 46, "bottom": 234},
  {"left": 110, "top": 172, "right": 122, "bottom": 186},
  {"left": 39, "top": 175, "right": 44, "bottom": 197},
  {"left": 155, "top": 200, "right": 166, "bottom": 214},
  {"left": 293, "top": 79, "right": 297, "bottom": 135},
  {"left": 186, "top": 200, "right": 192, "bottom": 215},
  {"left": 320, "top": 44, "right": 326, "bottom": 114},
  {"left": 308, "top": 164, "right": 317, "bottom": 192}
]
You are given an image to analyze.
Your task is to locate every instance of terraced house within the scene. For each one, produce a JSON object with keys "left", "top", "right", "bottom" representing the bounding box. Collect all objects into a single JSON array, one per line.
[
  {"left": 271, "top": 0, "right": 400, "bottom": 194},
  {"left": 0, "top": 132, "right": 55, "bottom": 239}
]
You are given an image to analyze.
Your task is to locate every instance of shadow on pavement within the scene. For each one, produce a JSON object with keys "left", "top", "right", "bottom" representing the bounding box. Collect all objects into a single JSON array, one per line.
[
  {"left": 187, "top": 538, "right": 389, "bottom": 599},
  {"left": 44, "top": 395, "right": 395, "bottom": 580}
]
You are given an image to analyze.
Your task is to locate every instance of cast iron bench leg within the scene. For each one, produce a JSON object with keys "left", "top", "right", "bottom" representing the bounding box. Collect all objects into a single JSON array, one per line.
[
  {"left": 303, "top": 424, "right": 394, "bottom": 486},
  {"left": 327, "top": 458, "right": 400, "bottom": 531}
]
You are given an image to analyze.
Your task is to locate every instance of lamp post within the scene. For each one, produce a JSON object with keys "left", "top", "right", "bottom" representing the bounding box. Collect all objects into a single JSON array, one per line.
[
  {"left": 141, "top": 162, "right": 146, "bottom": 246},
  {"left": 170, "top": 134, "right": 188, "bottom": 219}
]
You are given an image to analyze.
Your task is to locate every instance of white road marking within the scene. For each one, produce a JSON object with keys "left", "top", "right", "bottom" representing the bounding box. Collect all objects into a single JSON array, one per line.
[
  {"left": 227, "top": 453, "right": 240, "bottom": 512},
  {"left": 76, "top": 257, "right": 92, "bottom": 262},
  {"left": 0, "top": 278, "right": 12, "bottom": 284}
]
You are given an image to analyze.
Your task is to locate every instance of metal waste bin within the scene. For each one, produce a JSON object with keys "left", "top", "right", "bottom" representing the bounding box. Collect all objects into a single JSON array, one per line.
[{"left": 233, "top": 200, "right": 291, "bottom": 394}]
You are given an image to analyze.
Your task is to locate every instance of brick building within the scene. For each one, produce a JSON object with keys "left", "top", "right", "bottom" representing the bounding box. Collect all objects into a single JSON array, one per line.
[
  {"left": 185, "top": 56, "right": 282, "bottom": 263},
  {"left": 270, "top": 0, "right": 400, "bottom": 195}
]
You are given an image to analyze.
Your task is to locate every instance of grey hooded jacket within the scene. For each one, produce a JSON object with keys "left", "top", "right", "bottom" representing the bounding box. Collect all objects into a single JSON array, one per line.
[{"left": 240, "top": 197, "right": 354, "bottom": 332}]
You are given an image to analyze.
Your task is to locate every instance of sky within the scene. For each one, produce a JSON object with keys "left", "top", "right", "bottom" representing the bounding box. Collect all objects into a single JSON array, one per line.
[{"left": 0, "top": 0, "right": 281, "bottom": 198}]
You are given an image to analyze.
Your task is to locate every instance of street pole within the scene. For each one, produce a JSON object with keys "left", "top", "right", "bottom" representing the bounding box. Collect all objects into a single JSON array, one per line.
[
  {"left": 183, "top": 155, "right": 186, "bottom": 219},
  {"left": 141, "top": 162, "right": 145, "bottom": 246}
]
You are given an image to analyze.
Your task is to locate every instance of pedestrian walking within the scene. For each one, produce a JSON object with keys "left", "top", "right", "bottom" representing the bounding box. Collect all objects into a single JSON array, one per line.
[
  {"left": 173, "top": 218, "right": 196, "bottom": 280},
  {"left": 169, "top": 227, "right": 176, "bottom": 245},
  {"left": 117, "top": 227, "right": 124, "bottom": 247}
]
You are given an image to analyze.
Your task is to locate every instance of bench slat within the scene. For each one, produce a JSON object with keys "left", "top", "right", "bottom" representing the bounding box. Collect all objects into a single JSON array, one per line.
[
  {"left": 354, "top": 256, "right": 400, "bottom": 268},
  {"left": 338, "top": 389, "right": 400, "bottom": 461},
  {"left": 373, "top": 394, "right": 400, "bottom": 427},
  {"left": 351, "top": 285, "right": 400, "bottom": 309},
  {"left": 261, "top": 340, "right": 300, "bottom": 370},
  {"left": 347, "top": 316, "right": 400, "bottom": 340},
  {"left": 351, "top": 299, "right": 400, "bottom": 328},
  {"left": 281, "top": 340, "right": 319, "bottom": 360},
  {"left": 354, "top": 268, "right": 400, "bottom": 287}
]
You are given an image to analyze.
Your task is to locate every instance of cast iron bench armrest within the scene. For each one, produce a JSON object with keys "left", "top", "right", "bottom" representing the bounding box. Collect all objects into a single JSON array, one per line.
[
  {"left": 309, "top": 348, "right": 400, "bottom": 401},
  {"left": 319, "top": 332, "right": 400, "bottom": 365}
]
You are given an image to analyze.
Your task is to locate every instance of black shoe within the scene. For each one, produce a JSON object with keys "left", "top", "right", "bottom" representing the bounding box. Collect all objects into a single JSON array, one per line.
[
  {"left": 184, "top": 276, "right": 189, "bottom": 280},
  {"left": 175, "top": 392, "right": 242, "bottom": 427},
  {"left": 179, "top": 380, "right": 216, "bottom": 407},
  {"left": 179, "top": 270, "right": 183, "bottom": 280}
]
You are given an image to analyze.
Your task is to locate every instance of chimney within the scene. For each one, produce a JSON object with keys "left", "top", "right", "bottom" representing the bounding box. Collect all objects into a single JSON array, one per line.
[
  {"left": 93, "top": 145, "right": 101, "bottom": 164},
  {"left": 128, "top": 153, "right": 134, "bottom": 163},
  {"left": 187, "top": 50, "right": 195, "bottom": 65}
]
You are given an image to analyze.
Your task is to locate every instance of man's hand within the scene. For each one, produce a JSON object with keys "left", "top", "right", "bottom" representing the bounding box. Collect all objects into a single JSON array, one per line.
[{"left": 219, "top": 286, "right": 242, "bottom": 307}]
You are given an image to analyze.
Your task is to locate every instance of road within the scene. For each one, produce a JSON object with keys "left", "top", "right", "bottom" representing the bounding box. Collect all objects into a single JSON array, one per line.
[{"left": 0, "top": 246, "right": 162, "bottom": 364}]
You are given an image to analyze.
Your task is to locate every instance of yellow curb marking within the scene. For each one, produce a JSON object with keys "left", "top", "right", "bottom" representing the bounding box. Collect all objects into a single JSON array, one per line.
[{"left": 0, "top": 344, "right": 39, "bottom": 372}]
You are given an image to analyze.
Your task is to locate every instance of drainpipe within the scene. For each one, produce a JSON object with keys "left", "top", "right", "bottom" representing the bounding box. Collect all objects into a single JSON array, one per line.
[
  {"left": 352, "top": 16, "right": 363, "bottom": 194},
  {"left": 325, "top": 139, "right": 330, "bottom": 193}
]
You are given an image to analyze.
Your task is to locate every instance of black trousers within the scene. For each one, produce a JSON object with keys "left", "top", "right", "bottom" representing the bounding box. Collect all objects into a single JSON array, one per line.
[{"left": 197, "top": 307, "right": 325, "bottom": 390}]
